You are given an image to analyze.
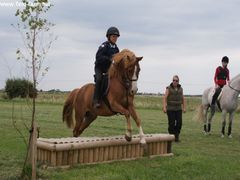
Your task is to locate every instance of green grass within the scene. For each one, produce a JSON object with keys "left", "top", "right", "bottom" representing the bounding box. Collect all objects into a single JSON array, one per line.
[{"left": 0, "top": 93, "right": 240, "bottom": 179}]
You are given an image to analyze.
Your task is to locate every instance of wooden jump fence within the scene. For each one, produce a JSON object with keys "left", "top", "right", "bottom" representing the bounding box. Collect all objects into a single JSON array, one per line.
[{"left": 37, "top": 134, "right": 174, "bottom": 167}]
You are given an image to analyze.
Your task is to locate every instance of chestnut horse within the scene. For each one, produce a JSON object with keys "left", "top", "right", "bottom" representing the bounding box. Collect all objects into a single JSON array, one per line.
[{"left": 62, "top": 49, "right": 146, "bottom": 144}]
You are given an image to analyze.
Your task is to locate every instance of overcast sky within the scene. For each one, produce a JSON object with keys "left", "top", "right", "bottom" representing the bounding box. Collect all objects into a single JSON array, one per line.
[{"left": 0, "top": 0, "right": 240, "bottom": 95}]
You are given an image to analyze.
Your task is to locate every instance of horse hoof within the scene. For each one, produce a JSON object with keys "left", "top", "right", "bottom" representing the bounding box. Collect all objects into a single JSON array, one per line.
[
  {"left": 140, "top": 138, "right": 146, "bottom": 145},
  {"left": 203, "top": 131, "right": 208, "bottom": 136},
  {"left": 125, "top": 134, "right": 132, "bottom": 142},
  {"left": 228, "top": 135, "right": 232, "bottom": 138},
  {"left": 73, "top": 132, "right": 78, "bottom": 137},
  {"left": 221, "top": 134, "right": 224, "bottom": 138}
]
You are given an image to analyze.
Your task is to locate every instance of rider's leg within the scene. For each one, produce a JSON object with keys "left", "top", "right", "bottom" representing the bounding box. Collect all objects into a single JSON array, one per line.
[
  {"left": 211, "top": 87, "right": 221, "bottom": 105},
  {"left": 93, "top": 67, "right": 102, "bottom": 107}
]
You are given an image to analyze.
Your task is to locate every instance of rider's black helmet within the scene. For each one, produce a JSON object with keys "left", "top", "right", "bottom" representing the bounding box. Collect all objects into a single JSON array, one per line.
[
  {"left": 106, "top": 27, "right": 120, "bottom": 37},
  {"left": 222, "top": 56, "right": 229, "bottom": 63}
]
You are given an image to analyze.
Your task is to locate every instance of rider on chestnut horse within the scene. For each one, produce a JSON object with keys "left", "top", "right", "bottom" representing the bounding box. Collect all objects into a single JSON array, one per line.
[{"left": 93, "top": 27, "right": 120, "bottom": 108}]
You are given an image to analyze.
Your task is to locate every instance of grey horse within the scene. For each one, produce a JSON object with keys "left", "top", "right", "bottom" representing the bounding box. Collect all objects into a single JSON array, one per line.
[{"left": 197, "top": 74, "right": 240, "bottom": 137}]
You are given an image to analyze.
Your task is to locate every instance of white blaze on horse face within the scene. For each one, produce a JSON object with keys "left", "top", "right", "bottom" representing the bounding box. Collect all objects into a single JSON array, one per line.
[{"left": 131, "top": 65, "right": 138, "bottom": 94}]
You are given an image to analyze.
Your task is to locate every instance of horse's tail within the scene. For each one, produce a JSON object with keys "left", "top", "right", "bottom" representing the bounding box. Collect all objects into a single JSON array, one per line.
[
  {"left": 62, "top": 88, "right": 79, "bottom": 128},
  {"left": 195, "top": 104, "right": 205, "bottom": 122}
]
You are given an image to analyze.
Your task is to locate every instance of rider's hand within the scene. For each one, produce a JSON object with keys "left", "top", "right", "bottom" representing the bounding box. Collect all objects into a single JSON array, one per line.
[
  {"left": 163, "top": 107, "right": 167, "bottom": 113},
  {"left": 183, "top": 108, "right": 186, "bottom": 113}
]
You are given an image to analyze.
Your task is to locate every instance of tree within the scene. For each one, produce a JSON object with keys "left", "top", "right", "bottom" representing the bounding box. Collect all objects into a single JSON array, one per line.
[
  {"left": 5, "top": 78, "right": 37, "bottom": 99},
  {"left": 14, "top": 0, "right": 56, "bottom": 179}
]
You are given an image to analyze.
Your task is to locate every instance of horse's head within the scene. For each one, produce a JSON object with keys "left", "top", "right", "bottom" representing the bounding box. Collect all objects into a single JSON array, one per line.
[{"left": 111, "top": 49, "right": 143, "bottom": 95}]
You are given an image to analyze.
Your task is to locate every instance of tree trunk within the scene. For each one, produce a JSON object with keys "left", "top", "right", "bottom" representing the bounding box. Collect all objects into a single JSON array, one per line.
[
  {"left": 31, "top": 121, "right": 37, "bottom": 180},
  {"left": 22, "top": 120, "right": 37, "bottom": 180}
]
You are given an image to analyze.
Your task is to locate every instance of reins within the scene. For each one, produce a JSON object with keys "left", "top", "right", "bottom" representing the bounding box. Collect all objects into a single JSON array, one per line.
[{"left": 228, "top": 84, "right": 240, "bottom": 93}]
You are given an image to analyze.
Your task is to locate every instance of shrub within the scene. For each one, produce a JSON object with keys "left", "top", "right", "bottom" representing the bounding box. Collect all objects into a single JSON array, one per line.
[{"left": 4, "top": 78, "right": 37, "bottom": 99}]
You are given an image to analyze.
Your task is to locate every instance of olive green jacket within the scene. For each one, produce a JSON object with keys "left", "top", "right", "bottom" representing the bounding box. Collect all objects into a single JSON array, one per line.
[{"left": 166, "top": 83, "right": 183, "bottom": 111}]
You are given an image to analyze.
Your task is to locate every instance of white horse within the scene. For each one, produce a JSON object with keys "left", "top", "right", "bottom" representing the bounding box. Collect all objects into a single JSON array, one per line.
[{"left": 197, "top": 74, "right": 240, "bottom": 137}]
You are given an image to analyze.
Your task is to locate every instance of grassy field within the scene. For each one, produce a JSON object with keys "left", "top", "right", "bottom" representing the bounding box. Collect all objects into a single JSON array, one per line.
[{"left": 0, "top": 92, "right": 240, "bottom": 179}]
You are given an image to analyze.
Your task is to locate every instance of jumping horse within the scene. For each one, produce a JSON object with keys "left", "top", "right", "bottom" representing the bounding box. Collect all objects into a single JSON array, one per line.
[
  {"left": 197, "top": 74, "right": 240, "bottom": 137},
  {"left": 62, "top": 49, "right": 146, "bottom": 144}
]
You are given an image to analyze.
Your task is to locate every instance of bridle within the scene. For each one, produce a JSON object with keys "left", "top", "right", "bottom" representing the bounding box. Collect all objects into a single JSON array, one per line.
[
  {"left": 126, "top": 66, "right": 139, "bottom": 82},
  {"left": 112, "top": 60, "right": 139, "bottom": 88},
  {"left": 229, "top": 83, "right": 240, "bottom": 93},
  {"left": 123, "top": 63, "right": 140, "bottom": 90},
  {"left": 112, "top": 60, "right": 139, "bottom": 108}
]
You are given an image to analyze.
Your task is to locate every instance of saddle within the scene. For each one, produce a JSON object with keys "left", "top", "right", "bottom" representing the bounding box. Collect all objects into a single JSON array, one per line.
[{"left": 94, "top": 74, "right": 118, "bottom": 113}]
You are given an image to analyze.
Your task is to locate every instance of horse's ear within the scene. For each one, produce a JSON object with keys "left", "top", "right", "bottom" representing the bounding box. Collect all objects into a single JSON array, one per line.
[
  {"left": 112, "top": 53, "right": 122, "bottom": 64},
  {"left": 136, "top": 56, "right": 143, "bottom": 61}
]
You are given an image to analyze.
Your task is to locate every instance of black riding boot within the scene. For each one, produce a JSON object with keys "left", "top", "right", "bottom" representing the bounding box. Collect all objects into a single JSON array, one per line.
[{"left": 93, "top": 78, "right": 102, "bottom": 108}]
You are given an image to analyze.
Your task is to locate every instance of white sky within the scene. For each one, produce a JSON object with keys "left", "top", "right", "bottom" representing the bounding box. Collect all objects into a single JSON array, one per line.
[{"left": 0, "top": 0, "right": 240, "bottom": 94}]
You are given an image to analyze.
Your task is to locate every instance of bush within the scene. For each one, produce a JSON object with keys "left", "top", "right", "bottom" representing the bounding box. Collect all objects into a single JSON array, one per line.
[{"left": 4, "top": 78, "right": 37, "bottom": 99}]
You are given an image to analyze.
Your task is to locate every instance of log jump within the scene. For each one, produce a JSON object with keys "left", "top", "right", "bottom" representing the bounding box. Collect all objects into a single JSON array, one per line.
[{"left": 37, "top": 134, "right": 175, "bottom": 167}]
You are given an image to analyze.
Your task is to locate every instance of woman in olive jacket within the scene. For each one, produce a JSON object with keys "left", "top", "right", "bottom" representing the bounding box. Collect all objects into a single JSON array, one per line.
[{"left": 163, "top": 75, "right": 186, "bottom": 142}]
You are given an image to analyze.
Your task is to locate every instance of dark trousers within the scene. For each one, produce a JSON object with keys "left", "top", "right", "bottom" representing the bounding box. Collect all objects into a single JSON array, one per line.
[
  {"left": 211, "top": 87, "right": 222, "bottom": 105},
  {"left": 93, "top": 67, "right": 103, "bottom": 103},
  {"left": 93, "top": 67, "right": 109, "bottom": 103},
  {"left": 167, "top": 110, "right": 182, "bottom": 136}
]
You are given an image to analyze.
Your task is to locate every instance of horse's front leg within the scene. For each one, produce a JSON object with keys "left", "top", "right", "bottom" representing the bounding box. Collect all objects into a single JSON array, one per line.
[
  {"left": 128, "top": 104, "right": 146, "bottom": 145},
  {"left": 228, "top": 112, "right": 234, "bottom": 138},
  {"left": 124, "top": 114, "right": 132, "bottom": 142},
  {"left": 111, "top": 102, "right": 130, "bottom": 116},
  {"left": 221, "top": 110, "right": 227, "bottom": 138},
  {"left": 110, "top": 102, "right": 133, "bottom": 141}
]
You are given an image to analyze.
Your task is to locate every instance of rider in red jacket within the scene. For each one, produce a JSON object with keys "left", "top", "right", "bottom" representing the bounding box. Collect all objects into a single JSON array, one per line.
[{"left": 211, "top": 56, "right": 230, "bottom": 109}]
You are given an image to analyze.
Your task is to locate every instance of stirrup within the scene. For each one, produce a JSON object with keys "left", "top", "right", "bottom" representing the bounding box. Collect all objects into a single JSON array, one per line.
[{"left": 94, "top": 103, "right": 100, "bottom": 108}]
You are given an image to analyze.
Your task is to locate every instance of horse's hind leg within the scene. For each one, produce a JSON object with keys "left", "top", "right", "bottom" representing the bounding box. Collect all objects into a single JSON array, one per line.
[
  {"left": 73, "top": 109, "right": 85, "bottom": 137},
  {"left": 78, "top": 112, "right": 97, "bottom": 135},
  {"left": 203, "top": 105, "right": 213, "bottom": 135},
  {"left": 227, "top": 112, "right": 234, "bottom": 138},
  {"left": 203, "top": 106, "right": 208, "bottom": 134},
  {"left": 221, "top": 110, "right": 227, "bottom": 138},
  {"left": 207, "top": 105, "right": 215, "bottom": 134}
]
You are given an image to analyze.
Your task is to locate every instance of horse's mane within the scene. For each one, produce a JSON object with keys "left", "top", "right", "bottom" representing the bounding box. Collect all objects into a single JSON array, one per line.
[
  {"left": 229, "top": 73, "right": 240, "bottom": 84},
  {"left": 108, "top": 49, "right": 136, "bottom": 78}
]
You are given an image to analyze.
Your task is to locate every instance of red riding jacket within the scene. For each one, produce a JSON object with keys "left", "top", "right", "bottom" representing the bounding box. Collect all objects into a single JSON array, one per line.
[{"left": 214, "top": 66, "right": 229, "bottom": 87}]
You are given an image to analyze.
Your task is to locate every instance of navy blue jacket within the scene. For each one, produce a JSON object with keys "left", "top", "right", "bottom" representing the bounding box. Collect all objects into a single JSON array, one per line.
[{"left": 95, "top": 41, "right": 119, "bottom": 72}]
